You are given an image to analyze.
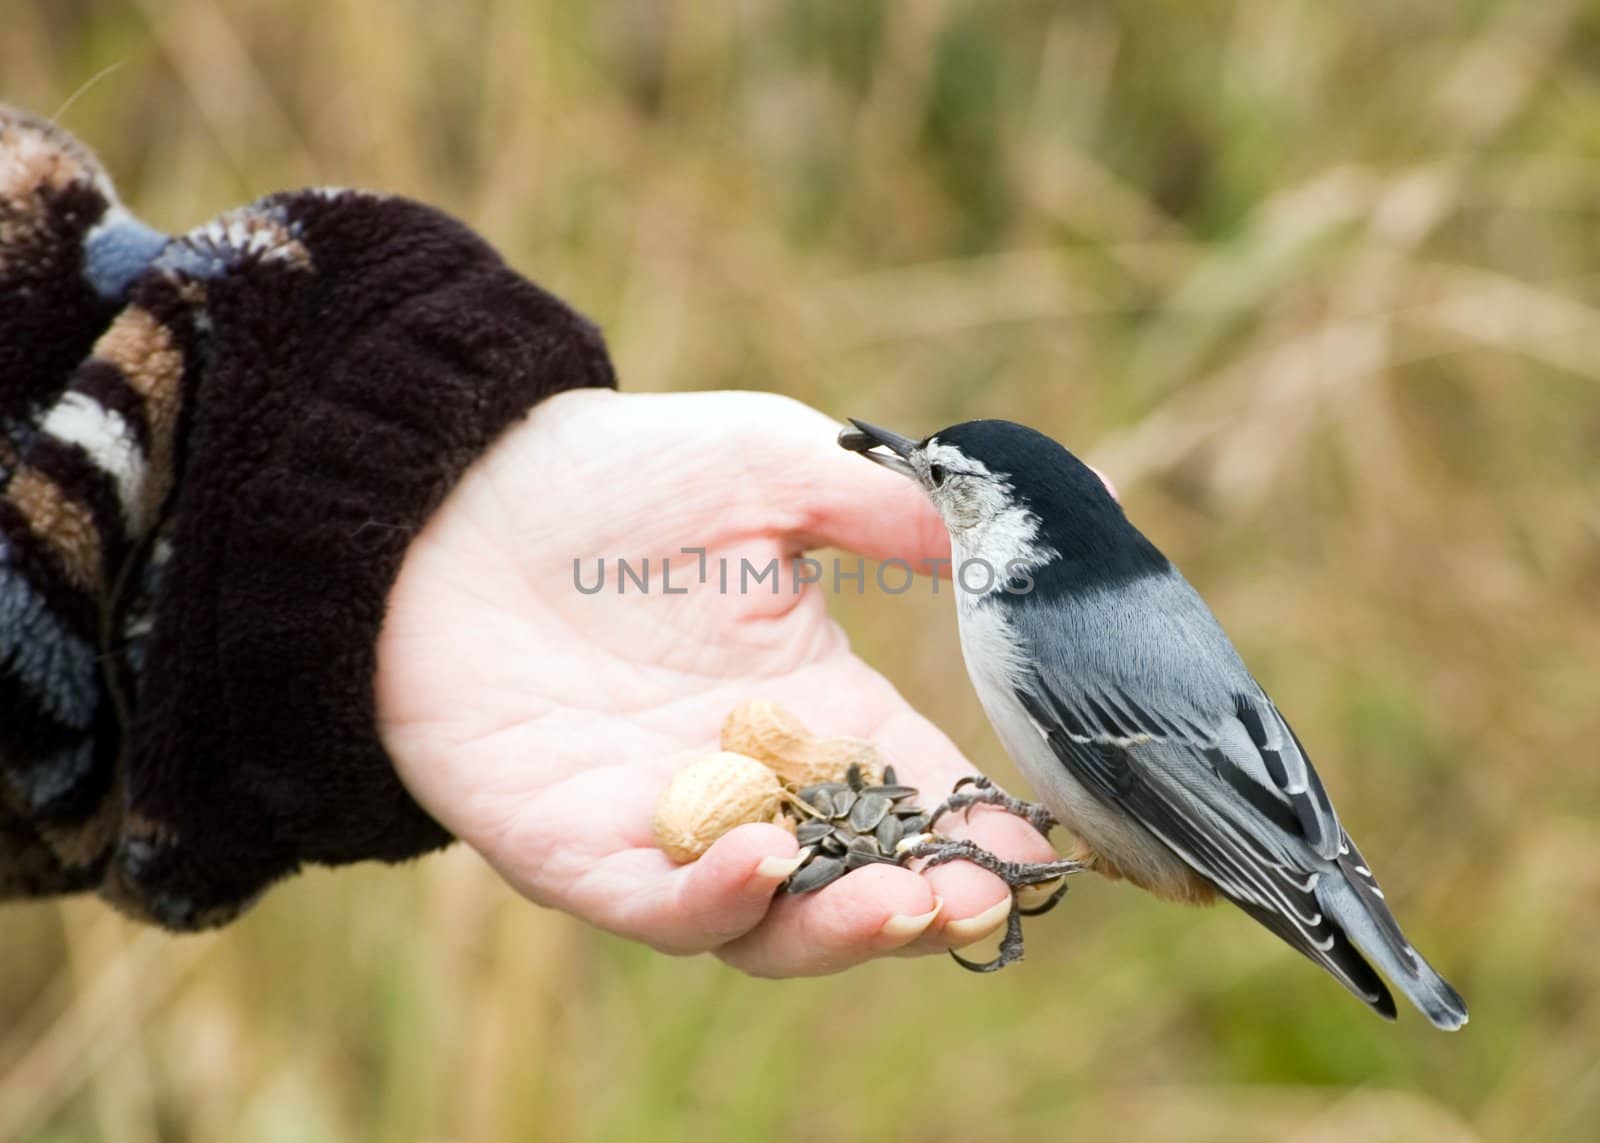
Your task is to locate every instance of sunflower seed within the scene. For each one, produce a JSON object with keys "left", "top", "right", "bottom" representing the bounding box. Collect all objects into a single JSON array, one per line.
[
  {"left": 895, "top": 811, "right": 929, "bottom": 834},
  {"left": 848, "top": 793, "right": 892, "bottom": 832},
  {"left": 863, "top": 785, "right": 917, "bottom": 800},
  {"left": 775, "top": 767, "right": 935, "bottom": 887},
  {"left": 786, "top": 856, "right": 846, "bottom": 893},
  {"left": 844, "top": 847, "right": 897, "bottom": 871},
  {"left": 796, "top": 820, "right": 834, "bottom": 845},
  {"left": 875, "top": 815, "right": 903, "bottom": 852},
  {"left": 800, "top": 782, "right": 849, "bottom": 800}
]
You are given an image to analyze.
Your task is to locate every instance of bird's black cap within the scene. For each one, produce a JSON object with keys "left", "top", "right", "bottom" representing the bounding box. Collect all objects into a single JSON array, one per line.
[{"left": 932, "top": 419, "right": 1169, "bottom": 583}]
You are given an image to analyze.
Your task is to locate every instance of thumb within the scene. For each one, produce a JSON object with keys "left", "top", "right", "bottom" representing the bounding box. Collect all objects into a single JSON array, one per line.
[{"left": 743, "top": 396, "right": 951, "bottom": 570}]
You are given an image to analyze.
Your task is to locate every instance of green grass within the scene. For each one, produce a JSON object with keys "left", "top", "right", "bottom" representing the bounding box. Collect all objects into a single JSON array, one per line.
[{"left": 4, "top": 1, "right": 1599, "bottom": 1139}]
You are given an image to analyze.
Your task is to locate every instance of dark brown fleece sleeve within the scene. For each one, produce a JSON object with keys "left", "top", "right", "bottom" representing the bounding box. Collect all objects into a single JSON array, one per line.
[{"left": 1, "top": 108, "right": 616, "bottom": 928}]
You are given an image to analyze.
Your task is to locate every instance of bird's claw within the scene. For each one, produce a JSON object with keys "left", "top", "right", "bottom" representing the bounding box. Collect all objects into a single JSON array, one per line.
[
  {"left": 950, "top": 898, "right": 1026, "bottom": 973},
  {"left": 932, "top": 776, "right": 1057, "bottom": 838},
  {"left": 901, "top": 837, "right": 1087, "bottom": 972},
  {"left": 1015, "top": 876, "right": 1072, "bottom": 918}
]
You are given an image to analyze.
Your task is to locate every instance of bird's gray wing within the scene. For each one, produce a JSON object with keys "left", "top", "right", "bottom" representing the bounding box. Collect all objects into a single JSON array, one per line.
[
  {"left": 1224, "top": 694, "right": 1343, "bottom": 861},
  {"left": 1015, "top": 681, "right": 1396, "bottom": 1016},
  {"left": 1024, "top": 570, "right": 1345, "bottom": 859}
]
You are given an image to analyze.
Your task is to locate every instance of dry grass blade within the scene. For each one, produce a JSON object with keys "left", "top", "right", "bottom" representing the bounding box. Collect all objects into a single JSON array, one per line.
[{"left": 0, "top": 914, "right": 216, "bottom": 1142}]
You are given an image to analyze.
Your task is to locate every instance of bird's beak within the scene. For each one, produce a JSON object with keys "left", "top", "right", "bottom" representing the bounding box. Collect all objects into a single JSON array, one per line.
[{"left": 837, "top": 418, "right": 918, "bottom": 479}]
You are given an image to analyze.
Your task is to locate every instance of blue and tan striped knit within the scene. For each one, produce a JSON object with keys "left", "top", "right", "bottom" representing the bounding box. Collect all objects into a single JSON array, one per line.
[{"left": 1, "top": 106, "right": 616, "bottom": 927}]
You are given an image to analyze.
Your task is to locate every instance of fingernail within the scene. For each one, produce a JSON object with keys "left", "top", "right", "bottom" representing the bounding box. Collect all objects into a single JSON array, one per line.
[
  {"left": 944, "top": 895, "right": 1012, "bottom": 947},
  {"left": 1015, "top": 877, "right": 1064, "bottom": 912},
  {"left": 753, "top": 855, "right": 805, "bottom": 882},
  {"left": 877, "top": 898, "right": 944, "bottom": 944}
]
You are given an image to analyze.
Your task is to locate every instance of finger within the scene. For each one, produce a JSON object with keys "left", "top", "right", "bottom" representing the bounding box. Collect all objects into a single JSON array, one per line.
[
  {"left": 570, "top": 822, "right": 802, "bottom": 956},
  {"left": 653, "top": 822, "right": 804, "bottom": 954},
  {"left": 716, "top": 862, "right": 942, "bottom": 978},
  {"left": 786, "top": 460, "right": 951, "bottom": 571},
  {"left": 735, "top": 394, "right": 950, "bottom": 568}
]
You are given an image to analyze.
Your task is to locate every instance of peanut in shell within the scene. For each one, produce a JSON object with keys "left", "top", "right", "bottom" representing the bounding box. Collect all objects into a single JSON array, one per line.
[
  {"left": 652, "top": 751, "right": 785, "bottom": 863},
  {"left": 720, "top": 699, "right": 887, "bottom": 787}
]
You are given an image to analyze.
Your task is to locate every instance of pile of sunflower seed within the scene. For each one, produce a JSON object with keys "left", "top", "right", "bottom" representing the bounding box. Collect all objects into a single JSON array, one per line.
[{"left": 783, "top": 764, "right": 932, "bottom": 893}]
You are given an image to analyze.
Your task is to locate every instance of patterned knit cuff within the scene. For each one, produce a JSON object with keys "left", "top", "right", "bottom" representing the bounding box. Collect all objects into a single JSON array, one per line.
[
  {"left": 99, "top": 190, "right": 618, "bottom": 928},
  {"left": 0, "top": 106, "right": 165, "bottom": 895},
  {"left": 2, "top": 107, "right": 617, "bottom": 927}
]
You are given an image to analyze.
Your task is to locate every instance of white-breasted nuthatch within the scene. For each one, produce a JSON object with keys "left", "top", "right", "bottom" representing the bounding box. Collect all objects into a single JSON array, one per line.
[{"left": 841, "top": 417, "right": 1467, "bottom": 1030}]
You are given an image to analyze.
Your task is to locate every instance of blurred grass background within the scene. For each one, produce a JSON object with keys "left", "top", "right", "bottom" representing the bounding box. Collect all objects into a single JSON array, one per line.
[{"left": 4, "top": 1, "right": 1600, "bottom": 1139}]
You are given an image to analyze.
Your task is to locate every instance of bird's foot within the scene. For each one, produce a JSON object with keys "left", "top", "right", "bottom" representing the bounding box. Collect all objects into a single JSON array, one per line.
[
  {"left": 898, "top": 837, "right": 1086, "bottom": 972},
  {"left": 928, "top": 775, "right": 1057, "bottom": 838}
]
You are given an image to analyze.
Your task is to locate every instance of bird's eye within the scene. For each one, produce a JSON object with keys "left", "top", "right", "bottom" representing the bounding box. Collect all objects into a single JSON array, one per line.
[{"left": 929, "top": 464, "right": 946, "bottom": 487}]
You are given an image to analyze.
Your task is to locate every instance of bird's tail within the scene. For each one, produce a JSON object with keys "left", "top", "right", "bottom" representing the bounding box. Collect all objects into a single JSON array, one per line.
[{"left": 1316, "top": 838, "right": 1469, "bottom": 1031}]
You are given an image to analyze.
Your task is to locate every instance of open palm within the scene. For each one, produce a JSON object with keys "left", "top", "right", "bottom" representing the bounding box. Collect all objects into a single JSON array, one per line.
[{"left": 376, "top": 389, "right": 1057, "bottom": 976}]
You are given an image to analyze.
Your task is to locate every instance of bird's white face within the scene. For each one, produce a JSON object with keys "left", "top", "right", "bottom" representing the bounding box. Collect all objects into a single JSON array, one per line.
[
  {"left": 914, "top": 439, "right": 1006, "bottom": 534},
  {"left": 915, "top": 438, "right": 1057, "bottom": 583}
]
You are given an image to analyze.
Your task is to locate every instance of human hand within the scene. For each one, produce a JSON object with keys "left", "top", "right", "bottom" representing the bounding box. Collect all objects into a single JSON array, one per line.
[{"left": 375, "top": 389, "right": 1059, "bottom": 975}]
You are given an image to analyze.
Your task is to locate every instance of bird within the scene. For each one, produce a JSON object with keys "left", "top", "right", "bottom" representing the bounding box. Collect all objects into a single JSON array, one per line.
[{"left": 839, "top": 416, "right": 1468, "bottom": 1031}]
